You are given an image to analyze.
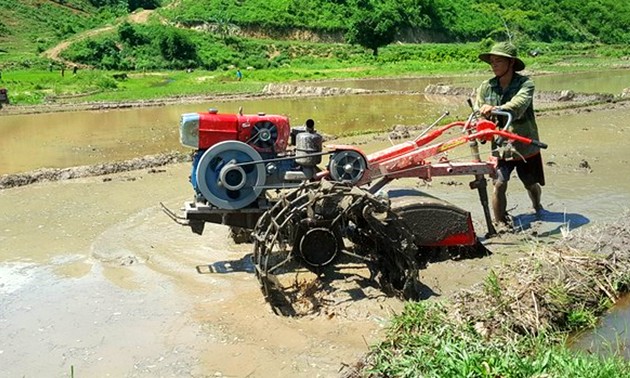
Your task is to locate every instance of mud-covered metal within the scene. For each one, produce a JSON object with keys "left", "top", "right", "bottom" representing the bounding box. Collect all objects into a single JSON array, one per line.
[{"left": 252, "top": 181, "right": 422, "bottom": 316}]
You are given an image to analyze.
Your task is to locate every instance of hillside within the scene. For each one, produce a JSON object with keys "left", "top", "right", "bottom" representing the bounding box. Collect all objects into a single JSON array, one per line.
[
  {"left": 0, "top": 0, "right": 98, "bottom": 60},
  {"left": 0, "top": 0, "right": 159, "bottom": 65},
  {"left": 161, "top": 0, "right": 630, "bottom": 44},
  {"left": 2, "top": 0, "right": 630, "bottom": 94},
  {"left": 3, "top": 0, "right": 630, "bottom": 70}
]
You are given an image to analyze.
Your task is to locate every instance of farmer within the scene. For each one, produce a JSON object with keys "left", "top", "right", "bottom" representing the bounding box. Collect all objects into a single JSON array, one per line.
[
  {"left": 236, "top": 69, "right": 242, "bottom": 81},
  {"left": 475, "top": 42, "right": 545, "bottom": 229}
]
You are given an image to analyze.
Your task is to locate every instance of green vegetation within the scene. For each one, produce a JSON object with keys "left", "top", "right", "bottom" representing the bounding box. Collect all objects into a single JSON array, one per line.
[
  {"left": 345, "top": 0, "right": 401, "bottom": 56},
  {"left": 0, "top": 0, "right": 119, "bottom": 65},
  {"left": 2, "top": 3, "right": 630, "bottom": 376},
  {"left": 367, "top": 301, "right": 630, "bottom": 377},
  {"left": 363, "top": 238, "right": 630, "bottom": 377},
  {"left": 0, "top": 68, "right": 264, "bottom": 104},
  {"left": 162, "top": 0, "right": 630, "bottom": 44},
  {"left": 2, "top": 0, "right": 630, "bottom": 106},
  {"left": 3, "top": 40, "right": 630, "bottom": 106},
  {"left": 88, "top": 0, "right": 160, "bottom": 11}
]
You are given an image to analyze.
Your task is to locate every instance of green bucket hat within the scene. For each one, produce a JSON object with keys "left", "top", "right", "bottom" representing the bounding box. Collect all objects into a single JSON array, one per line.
[{"left": 479, "top": 42, "right": 525, "bottom": 71}]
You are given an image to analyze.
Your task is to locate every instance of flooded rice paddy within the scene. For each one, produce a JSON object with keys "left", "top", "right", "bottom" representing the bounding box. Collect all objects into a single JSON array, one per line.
[{"left": 1, "top": 72, "right": 630, "bottom": 375}]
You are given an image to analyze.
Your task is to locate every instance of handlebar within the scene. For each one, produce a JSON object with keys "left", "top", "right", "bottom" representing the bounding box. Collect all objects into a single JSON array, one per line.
[
  {"left": 490, "top": 109, "right": 513, "bottom": 130},
  {"left": 489, "top": 130, "right": 547, "bottom": 150},
  {"left": 530, "top": 139, "right": 548, "bottom": 149}
]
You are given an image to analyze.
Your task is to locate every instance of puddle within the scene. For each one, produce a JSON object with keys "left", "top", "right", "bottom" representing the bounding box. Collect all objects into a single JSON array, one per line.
[{"left": 570, "top": 295, "right": 630, "bottom": 360}]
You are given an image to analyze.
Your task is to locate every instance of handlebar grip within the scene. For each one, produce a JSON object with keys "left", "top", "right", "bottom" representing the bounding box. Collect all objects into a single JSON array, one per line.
[
  {"left": 490, "top": 109, "right": 513, "bottom": 130},
  {"left": 531, "top": 140, "right": 548, "bottom": 149}
]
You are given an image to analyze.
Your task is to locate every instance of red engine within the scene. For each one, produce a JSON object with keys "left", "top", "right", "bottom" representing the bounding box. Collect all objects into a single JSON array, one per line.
[{"left": 180, "top": 108, "right": 291, "bottom": 154}]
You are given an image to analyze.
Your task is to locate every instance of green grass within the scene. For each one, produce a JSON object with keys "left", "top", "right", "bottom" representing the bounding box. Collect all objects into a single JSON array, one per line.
[
  {"left": 2, "top": 41, "right": 630, "bottom": 106},
  {"left": 0, "top": 0, "right": 120, "bottom": 64},
  {"left": 367, "top": 301, "right": 630, "bottom": 378}
]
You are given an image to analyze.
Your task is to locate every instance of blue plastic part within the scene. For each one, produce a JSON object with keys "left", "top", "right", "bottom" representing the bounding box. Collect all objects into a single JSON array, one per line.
[{"left": 191, "top": 149, "right": 205, "bottom": 194}]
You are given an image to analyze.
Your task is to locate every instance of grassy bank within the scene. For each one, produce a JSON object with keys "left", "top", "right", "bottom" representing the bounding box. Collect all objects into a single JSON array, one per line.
[
  {"left": 1, "top": 41, "right": 630, "bottom": 106},
  {"left": 353, "top": 221, "right": 630, "bottom": 377},
  {"left": 362, "top": 301, "right": 629, "bottom": 377}
]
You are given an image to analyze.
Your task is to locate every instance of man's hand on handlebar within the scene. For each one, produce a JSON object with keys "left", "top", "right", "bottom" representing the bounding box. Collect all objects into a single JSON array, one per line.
[{"left": 479, "top": 104, "right": 497, "bottom": 117}]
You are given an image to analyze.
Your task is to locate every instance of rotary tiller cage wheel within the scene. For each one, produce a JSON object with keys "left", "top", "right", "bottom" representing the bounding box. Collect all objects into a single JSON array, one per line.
[{"left": 251, "top": 181, "right": 423, "bottom": 315}]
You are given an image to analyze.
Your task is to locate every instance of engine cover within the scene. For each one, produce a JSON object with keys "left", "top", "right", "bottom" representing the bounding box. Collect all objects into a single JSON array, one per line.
[{"left": 183, "top": 109, "right": 291, "bottom": 154}]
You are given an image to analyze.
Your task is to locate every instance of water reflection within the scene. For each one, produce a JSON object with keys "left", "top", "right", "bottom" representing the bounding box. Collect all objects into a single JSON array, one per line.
[
  {"left": 571, "top": 294, "right": 630, "bottom": 360},
  {"left": 310, "top": 76, "right": 484, "bottom": 92}
]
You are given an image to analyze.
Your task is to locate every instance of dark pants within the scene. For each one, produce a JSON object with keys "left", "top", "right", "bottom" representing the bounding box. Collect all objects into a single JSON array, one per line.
[
  {"left": 493, "top": 153, "right": 545, "bottom": 224},
  {"left": 495, "top": 152, "right": 545, "bottom": 187}
]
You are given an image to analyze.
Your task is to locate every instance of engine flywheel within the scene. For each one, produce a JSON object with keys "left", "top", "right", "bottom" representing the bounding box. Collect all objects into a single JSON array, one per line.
[{"left": 196, "top": 141, "right": 265, "bottom": 209}]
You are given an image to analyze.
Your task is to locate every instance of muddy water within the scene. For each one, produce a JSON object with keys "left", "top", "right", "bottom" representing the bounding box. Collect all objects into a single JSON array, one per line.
[
  {"left": 0, "top": 166, "right": 402, "bottom": 377},
  {"left": 570, "top": 295, "right": 630, "bottom": 359},
  {"left": 3, "top": 70, "right": 629, "bottom": 176},
  {"left": 0, "top": 94, "right": 467, "bottom": 175},
  {"left": 1, "top": 86, "right": 630, "bottom": 375},
  {"left": 314, "top": 69, "right": 630, "bottom": 94}
]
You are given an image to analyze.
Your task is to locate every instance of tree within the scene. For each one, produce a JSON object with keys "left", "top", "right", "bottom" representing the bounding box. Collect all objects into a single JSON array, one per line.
[
  {"left": 157, "top": 30, "right": 199, "bottom": 67},
  {"left": 345, "top": 0, "right": 402, "bottom": 56},
  {"left": 118, "top": 22, "right": 147, "bottom": 46}
]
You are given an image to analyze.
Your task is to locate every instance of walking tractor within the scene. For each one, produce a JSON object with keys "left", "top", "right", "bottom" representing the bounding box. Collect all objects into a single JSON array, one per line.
[{"left": 163, "top": 105, "right": 547, "bottom": 314}]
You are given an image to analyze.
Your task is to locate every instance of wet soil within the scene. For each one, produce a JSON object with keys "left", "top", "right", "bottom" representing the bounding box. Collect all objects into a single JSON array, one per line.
[
  {"left": 1, "top": 93, "right": 629, "bottom": 376},
  {"left": 0, "top": 159, "right": 570, "bottom": 378},
  {"left": 0, "top": 149, "right": 532, "bottom": 378},
  {"left": 0, "top": 163, "right": 414, "bottom": 377}
]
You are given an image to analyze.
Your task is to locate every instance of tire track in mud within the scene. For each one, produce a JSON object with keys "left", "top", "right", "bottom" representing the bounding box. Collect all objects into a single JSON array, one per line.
[{"left": 85, "top": 190, "right": 401, "bottom": 377}]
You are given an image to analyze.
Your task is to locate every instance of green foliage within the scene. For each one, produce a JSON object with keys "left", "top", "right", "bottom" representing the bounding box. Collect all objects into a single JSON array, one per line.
[
  {"left": 0, "top": 0, "right": 136, "bottom": 62},
  {"left": 566, "top": 307, "right": 598, "bottom": 330},
  {"left": 63, "top": 25, "right": 202, "bottom": 70},
  {"left": 483, "top": 270, "right": 502, "bottom": 299},
  {"left": 4, "top": 0, "right": 630, "bottom": 73},
  {"left": 156, "top": 29, "right": 199, "bottom": 68},
  {"left": 63, "top": 37, "right": 122, "bottom": 69},
  {"left": 118, "top": 22, "right": 148, "bottom": 46},
  {"left": 377, "top": 43, "right": 480, "bottom": 65},
  {"left": 61, "top": 23, "right": 377, "bottom": 70},
  {"left": 158, "top": 0, "right": 630, "bottom": 44},
  {"left": 2, "top": 41, "right": 630, "bottom": 106},
  {"left": 0, "top": 0, "right": 95, "bottom": 52},
  {"left": 369, "top": 301, "right": 630, "bottom": 378},
  {"left": 161, "top": 0, "right": 351, "bottom": 33},
  {"left": 345, "top": 0, "right": 402, "bottom": 56},
  {"left": 88, "top": 0, "right": 160, "bottom": 11}
]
